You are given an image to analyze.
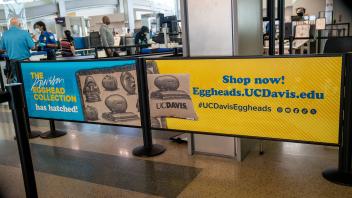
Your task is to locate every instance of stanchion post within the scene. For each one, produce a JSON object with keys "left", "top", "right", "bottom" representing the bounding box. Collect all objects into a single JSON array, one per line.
[
  {"left": 133, "top": 58, "right": 166, "bottom": 157},
  {"left": 40, "top": 120, "right": 67, "bottom": 139},
  {"left": 15, "top": 62, "right": 66, "bottom": 139},
  {"left": 278, "top": 0, "right": 285, "bottom": 55},
  {"left": 289, "top": 36, "right": 293, "bottom": 55},
  {"left": 6, "top": 83, "right": 38, "bottom": 198},
  {"left": 268, "top": 0, "right": 275, "bottom": 55},
  {"left": 317, "top": 30, "right": 322, "bottom": 53},
  {"left": 94, "top": 47, "right": 99, "bottom": 59},
  {"left": 15, "top": 62, "right": 41, "bottom": 139},
  {"left": 0, "top": 66, "right": 5, "bottom": 92},
  {"left": 173, "top": 48, "right": 178, "bottom": 56},
  {"left": 323, "top": 53, "right": 352, "bottom": 186}
]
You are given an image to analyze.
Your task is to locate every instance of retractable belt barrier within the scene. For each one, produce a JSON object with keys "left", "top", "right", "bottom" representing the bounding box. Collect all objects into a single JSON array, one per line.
[
  {"left": 94, "top": 47, "right": 181, "bottom": 59},
  {"left": 141, "top": 53, "right": 352, "bottom": 186},
  {"left": 0, "top": 71, "right": 4, "bottom": 92},
  {"left": 0, "top": 84, "right": 38, "bottom": 198},
  {"left": 263, "top": 36, "right": 352, "bottom": 55},
  {"left": 17, "top": 58, "right": 166, "bottom": 156},
  {"left": 16, "top": 53, "right": 352, "bottom": 186}
]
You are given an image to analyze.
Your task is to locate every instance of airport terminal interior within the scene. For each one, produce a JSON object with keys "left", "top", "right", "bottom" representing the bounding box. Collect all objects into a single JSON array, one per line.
[{"left": 0, "top": 0, "right": 352, "bottom": 197}]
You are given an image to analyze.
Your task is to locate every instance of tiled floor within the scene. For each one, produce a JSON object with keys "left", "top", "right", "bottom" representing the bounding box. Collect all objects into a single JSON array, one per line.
[{"left": 0, "top": 104, "right": 352, "bottom": 198}]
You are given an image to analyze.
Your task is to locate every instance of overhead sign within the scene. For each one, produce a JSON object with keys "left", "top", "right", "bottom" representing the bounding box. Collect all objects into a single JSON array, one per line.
[{"left": 147, "top": 56, "right": 343, "bottom": 144}]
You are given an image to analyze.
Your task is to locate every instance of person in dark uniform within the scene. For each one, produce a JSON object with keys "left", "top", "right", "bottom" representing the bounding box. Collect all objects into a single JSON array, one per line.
[
  {"left": 134, "top": 26, "right": 149, "bottom": 54},
  {"left": 33, "top": 21, "right": 58, "bottom": 60}
]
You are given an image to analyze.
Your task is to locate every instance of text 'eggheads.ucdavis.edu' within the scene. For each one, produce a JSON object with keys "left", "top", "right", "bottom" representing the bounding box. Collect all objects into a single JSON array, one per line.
[{"left": 193, "top": 75, "right": 324, "bottom": 100}]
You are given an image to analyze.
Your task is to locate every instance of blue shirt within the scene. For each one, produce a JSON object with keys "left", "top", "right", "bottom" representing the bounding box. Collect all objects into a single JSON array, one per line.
[
  {"left": 0, "top": 26, "right": 34, "bottom": 60},
  {"left": 38, "top": 31, "right": 57, "bottom": 52}
]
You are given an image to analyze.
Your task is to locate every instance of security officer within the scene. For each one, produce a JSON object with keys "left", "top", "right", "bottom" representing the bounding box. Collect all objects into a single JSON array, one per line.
[
  {"left": 135, "top": 26, "right": 149, "bottom": 46},
  {"left": 134, "top": 26, "right": 149, "bottom": 54},
  {"left": 33, "top": 21, "right": 58, "bottom": 60},
  {"left": 0, "top": 17, "right": 35, "bottom": 83}
]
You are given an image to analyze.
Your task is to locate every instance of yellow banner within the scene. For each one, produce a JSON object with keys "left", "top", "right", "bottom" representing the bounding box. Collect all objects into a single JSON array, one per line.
[{"left": 149, "top": 57, "right": 343, "bottom": 144}]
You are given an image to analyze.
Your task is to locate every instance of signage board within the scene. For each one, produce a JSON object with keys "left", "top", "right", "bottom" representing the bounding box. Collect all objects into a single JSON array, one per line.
[
  {"left": 147, "top": 56, "right": 343, "bottom": 144},
  {"left": 20, "top": 60, "right": 144, "bottom": 127}
]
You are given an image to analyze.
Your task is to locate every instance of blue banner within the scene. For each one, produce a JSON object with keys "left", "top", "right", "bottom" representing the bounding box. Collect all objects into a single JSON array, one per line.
[{"left": 20, "top": 59, "right": 140, "bottom": 126}]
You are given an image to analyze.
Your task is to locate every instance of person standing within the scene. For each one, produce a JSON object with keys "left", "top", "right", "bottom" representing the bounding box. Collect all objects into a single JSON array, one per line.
[
  {"left": 0, "top": 18, "right": 35, "bottom": 83},
  {"left": 60, "top": 30, "right": 76, "bottom": 57},
  {"left": 33, "top": 21, "right": 58, "bottom": 60},
  {"left": 134, "top": 26, "right": 149, "bottom": 54},
  {"left": 99, "top": 16, "right": 114, "bottom": 57},
  {"left": 126, "top": 28, "right": 132, "bottom": 37}
]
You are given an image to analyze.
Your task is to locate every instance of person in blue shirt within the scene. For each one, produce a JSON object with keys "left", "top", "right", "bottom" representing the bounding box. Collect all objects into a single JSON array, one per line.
[
  {"left": 0, "top": 17, "right": 35, "bottom": 83},
  {"left": 33, "top": 21, "right": 58, "bottom": 60}
]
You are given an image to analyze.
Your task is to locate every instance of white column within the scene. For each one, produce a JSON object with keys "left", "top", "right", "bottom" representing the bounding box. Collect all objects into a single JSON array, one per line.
[
  {"left": 57, "top": 0, "right": 67, "bottom": 17},
  {"left": 186, "top": 0, "right": 234, "bottom": 56},
  {"left": 4, "top": 2, "right": 27, "bottom": 29},
  {"left": 126, "top": 0, "right": 135, "bottom": 32},
  {"left": 181, "top": 0, "right": 262, "bottom": 161},
  {"left": 325, "top": 0, "right": 333, "bottom": 24},
  {"left": 175, "top": 0, "right": 180, "bottom": 19},
  {"left": 235, "top": 0, "right": 263, "bottom": 56},
  {"left": 56, "top": 0, "right": 67, "bottom": 39}
]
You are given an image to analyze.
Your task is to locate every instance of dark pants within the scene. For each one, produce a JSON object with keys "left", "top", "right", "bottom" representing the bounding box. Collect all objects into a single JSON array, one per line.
[
  {"left": 6, "top": 60, "right": 20, "bottom": 83},
  {"left": 5, "top": 58, "right": 30, "bottom": 83}
]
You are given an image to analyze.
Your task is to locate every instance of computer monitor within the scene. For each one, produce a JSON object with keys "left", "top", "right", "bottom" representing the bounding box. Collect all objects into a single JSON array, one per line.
[
  {"left": 285, "top": 23, "right": 293, "bottom": 37},
  {"left": 89, "top": 32, "right": 102, "bottom": 48}
]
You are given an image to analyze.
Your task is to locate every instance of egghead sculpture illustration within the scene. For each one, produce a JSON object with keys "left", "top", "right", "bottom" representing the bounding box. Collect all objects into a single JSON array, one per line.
[
  {"left": 83, "top": 76, "right": 101, "bottom": 102},
  {"left": 148, "top": 74, "right": 198, "bottom": 120},
  {"left": 76, "top": 63, "right": 166, "bottom": 127},
  {"left": 102, "top": 94, "right": 139, "bottom": 122},
  {"left": 85, "top": 106, "right": 99, "bottom": 121},
  {"left": 102, "top": 75, "right": 118, "bottom": 91},
  {"left": 150, "top": 75, "right": 191, "bottom": 100},
  {"left": 120, "top": 71, "right": 136, "bottom": 95}
]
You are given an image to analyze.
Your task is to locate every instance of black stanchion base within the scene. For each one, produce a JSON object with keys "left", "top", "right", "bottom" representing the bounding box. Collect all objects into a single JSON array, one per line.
[
  {"left": 29, "top": 130, "right": 42, "bottom": 139},
  {"left": 14, "top": 130, "right": 42, "bottom": 140},
  {"left": 323, "top": 168, "right": 352, "bottom": 186},
  {"left": 40, "top": 130, "right": 67, "bottom": 139},
  {"left": 132, "top": 144, "right": 166, "bottom": 157}
]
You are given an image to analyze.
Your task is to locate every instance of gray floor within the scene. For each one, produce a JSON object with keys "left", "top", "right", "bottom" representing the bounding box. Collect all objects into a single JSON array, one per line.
[
  {"left": 1, "top": 104, "right": 352, "bottom": 197},
  {"left": 0, "top": 140, "right": 200, "bottom": 197}
]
